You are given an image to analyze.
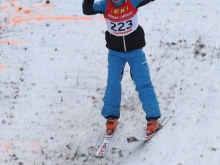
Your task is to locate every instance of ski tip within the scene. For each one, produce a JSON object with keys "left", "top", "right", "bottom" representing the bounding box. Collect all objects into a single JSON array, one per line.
[
  {"left": 95, "top": 155, "right": 105, "bottom": 158},
  {"left": 127, "top": 137, "right": 132, "bottom": 143},
  {"left": 127, "top": 136, "right": 139, "bottom": 143}
]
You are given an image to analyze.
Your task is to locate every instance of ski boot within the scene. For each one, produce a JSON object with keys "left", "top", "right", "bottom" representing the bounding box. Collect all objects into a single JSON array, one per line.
[
  {"left": 146, "top": 118, "right": 160, "bottom": 136},
  {"left": 106, "top": 118, "right": 118, "bottom": 135}
]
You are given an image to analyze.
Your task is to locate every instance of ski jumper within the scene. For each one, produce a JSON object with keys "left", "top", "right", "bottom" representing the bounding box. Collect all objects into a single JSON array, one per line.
[{"left": 82, "top": 0, "right": 161, "bottom": 120}]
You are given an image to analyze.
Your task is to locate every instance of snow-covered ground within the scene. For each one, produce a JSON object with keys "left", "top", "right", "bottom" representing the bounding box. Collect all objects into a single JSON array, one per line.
[{"left": 0, "top": 0, "right": 220, "bottom": 164}]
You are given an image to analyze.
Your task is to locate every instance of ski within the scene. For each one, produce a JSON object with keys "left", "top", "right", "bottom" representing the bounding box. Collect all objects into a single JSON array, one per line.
[
  {"left": 127, "top": 116, "right": 172, "bottom": 143},
  {"left": 95, "top": 133, "right": 113, "bottom": 158},
  {"left": 95, "top": 115, "right": 122, "bottom": 158}
]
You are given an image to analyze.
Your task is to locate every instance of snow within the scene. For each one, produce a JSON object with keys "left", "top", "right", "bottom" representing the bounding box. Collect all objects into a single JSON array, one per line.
[{"left": 0, "top": 0, "right": 220, "bottom": 164}]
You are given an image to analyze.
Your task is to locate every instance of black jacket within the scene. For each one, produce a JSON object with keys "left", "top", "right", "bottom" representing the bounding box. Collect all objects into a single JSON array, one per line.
[{"left": 83, "top": 0, "right": 154, "bottom": 52}]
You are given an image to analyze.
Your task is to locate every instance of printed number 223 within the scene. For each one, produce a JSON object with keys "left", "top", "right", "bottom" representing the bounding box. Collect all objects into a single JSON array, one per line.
[{"left": 110, "top": 20, "right": 132, "bottom": 32}]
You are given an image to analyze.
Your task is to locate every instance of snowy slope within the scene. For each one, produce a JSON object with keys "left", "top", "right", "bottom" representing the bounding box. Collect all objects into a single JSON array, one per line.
[{"left": 0, "top": 0, "right": 220, "bottom": 164}]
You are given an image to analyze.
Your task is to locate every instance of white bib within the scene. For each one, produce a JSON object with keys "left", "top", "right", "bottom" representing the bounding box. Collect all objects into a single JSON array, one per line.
[{"left": 104, "top": 0, "right": 138, "bottom": 36}]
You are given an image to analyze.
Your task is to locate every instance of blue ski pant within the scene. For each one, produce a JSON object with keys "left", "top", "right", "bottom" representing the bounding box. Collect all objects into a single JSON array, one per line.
[{"left": 101, "top": 49, "right": 161, "bottom": 120}]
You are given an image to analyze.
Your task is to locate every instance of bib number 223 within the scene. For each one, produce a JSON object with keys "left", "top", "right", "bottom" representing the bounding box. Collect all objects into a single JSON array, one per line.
[{"left": 110, "top": 20, "right": 132, "bottom": 32}]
